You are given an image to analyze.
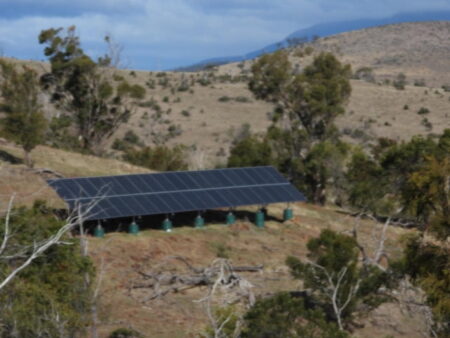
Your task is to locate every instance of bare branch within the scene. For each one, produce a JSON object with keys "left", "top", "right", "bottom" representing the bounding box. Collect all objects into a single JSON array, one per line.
[
  {"left": 0, "top": 193, "right": 14, "bottom": 256},
  {"left": 0, "top": 194, "right": 99, "bottom": 292}
]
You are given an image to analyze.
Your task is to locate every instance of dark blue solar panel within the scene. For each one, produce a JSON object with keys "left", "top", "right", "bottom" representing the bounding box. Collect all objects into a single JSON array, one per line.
[{"left": 47, "top": 166, "right": 306, "bottom": 220}]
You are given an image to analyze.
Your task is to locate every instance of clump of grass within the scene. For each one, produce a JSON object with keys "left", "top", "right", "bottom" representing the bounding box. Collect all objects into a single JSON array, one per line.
[{"left": 210, "top": 241, "right": 231, "bottom": 259}]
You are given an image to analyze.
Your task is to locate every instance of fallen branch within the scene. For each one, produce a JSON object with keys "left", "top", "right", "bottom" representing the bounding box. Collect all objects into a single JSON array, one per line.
[
  {"left": 30, "top": 167, "right": 65, "bottom": 179},
  {"left": 128, "top": 257, "right": 261, "bottom": 304}
]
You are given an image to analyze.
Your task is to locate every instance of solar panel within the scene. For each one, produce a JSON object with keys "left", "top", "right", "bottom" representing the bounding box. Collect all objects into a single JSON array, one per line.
[{"left": 47, "top": 166, "right": 306, "bottom": 221}]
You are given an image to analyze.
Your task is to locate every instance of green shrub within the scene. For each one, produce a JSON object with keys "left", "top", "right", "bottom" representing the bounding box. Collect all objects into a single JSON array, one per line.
[
  {"left": 218, "top": 96, "right": 231, "bottom": 102},
  {"left": 112, "top": 138, "right": 130, "bottom": 151},
  {"left": 227, "top": 136, "right": 273, "bottom": 167},
  {"left": 286, "top": 229, "right": 395, "bottom": 330},
  {"left": 123, "top": 130, "right": 140, "bottom": 145},
  {"left": 0, "top": 202, "right": 94, "bottom": 337},
  {"left": 417, "top": 107, "right": 430, "bottom": 115},
  {"left": 242, "top": 292, "right": 348, "bottom": 338},
  {"left": 414, "top": 79, "right": 426, "bottom": 87},
  {"left": 210, "top": 242, "right": 231, "bottom": 259},
  {"left": 234, "top": 96, "right": 252, "bottom": 103},
  {"left": 109, "top": 328, "right": 143, "bottom": 338},
  {"left": 393, "top": 73, "right": 407, "bottom": 90},
  {"left": 421, "top": 117, "right": 433, "bottom": 130},
  {"left": 441, "top": 84, "right": 450, "bottom": 92},
  {"left": 123, "top": 145, "right": 188, "bottom": 171},
  {"left": 394, "top": 236, "right": 450, "bottom": 336}
]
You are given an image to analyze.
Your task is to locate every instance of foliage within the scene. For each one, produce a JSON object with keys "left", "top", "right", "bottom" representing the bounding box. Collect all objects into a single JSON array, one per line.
[
  {"left": 227, "top": 136, "right": 273, "bottom": 168},
  {"left": 353, "top": 67, "right": 375, "bottom": 82},
  {"left": 247, "top": 51, "right": 352, "bottom": 204},
  {"left": 394, "top": 236, "right": 450, "bottom": 336},
  {"left": 250, "top": 51, "right": 351, "bottom": 143},
  {"left": 109, "top": 327, "right": 144, "bottom": 338},
  {"left": 345, "top": 150, "right": 393, "bottom": 214},
  {"left": 204, "top": 306, "right": 240, "bottom": 338},
  {"left": 39, "top": 26, "right": 145, "bottom": 153},
  {"left": 123, "top": 145, "right": 188, "bottom": 171},
  {"left": 345, "top": 129, "right": 449, "bottom": 336},
  {"left": 123, "top": 130, "right": 141, "bottom": 145},
  {"left": 393, "top": 73, "right": 407, "bottom": 90},
  {"left": 0, "top": 61, "right": 47, "bottom": 167},
  {"left": 417, "top": 107, "right": 430, "bottom": 115},
  {"left": 0, "top": 201, "right": 94, "bottom": 337},
  {"left": 241, "top": 292, "right": 348, "bottom": 338},
  {"left": 346, "top": 131, "right": 449, "bottom": 224},
  {"left": 286, "top": 230, "right": 394, "bottom": 330}
]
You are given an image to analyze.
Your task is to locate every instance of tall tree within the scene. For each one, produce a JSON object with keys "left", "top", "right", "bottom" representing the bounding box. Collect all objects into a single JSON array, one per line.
[
  {"left": 38, "top": 26, "right": 145, "bottom": 153},
  {"left": 249, "top": 50, "right": 351, "bottom": 145},
  {"left": 248, "top": 51, "right": 351, "bottom": 204},
  {"left": 0, "top": 61, "right": 47, "bottom": 168}
]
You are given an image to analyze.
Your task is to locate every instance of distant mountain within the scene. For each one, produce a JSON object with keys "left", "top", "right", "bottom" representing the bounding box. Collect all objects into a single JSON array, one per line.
[{"left": 176, "top": 10, "right": 450, "bottom": 71}]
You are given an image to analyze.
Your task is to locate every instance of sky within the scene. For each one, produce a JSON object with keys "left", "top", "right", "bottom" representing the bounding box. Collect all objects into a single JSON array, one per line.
[{"left": 0, "top": 0, "right": 450, "bottom": 70}]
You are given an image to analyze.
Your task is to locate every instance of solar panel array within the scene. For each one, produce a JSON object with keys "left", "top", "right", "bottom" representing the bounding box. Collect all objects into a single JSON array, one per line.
[{"left": 47, "top": 166, "right": 306, "bottom": 221}]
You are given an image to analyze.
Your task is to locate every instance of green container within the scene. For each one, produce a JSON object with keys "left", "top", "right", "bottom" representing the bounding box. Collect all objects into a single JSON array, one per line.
[
  {"left": 255, "top": 210, "right": 265, "bottom": 228},
  {"left": 195, "top": 215, "right": 205, "bottom": 228},
  {"left": 226, "top": 212, "right": 236, "bottom": 225},
  {"left": 283, "top": 208, "right": 293, "bottom": 221},
  {"left": 128, "top": 221, "right": 139, "bottom": 235},
  {"left": 94, "top": 224, "right": 105, "bottom": 238},
  {"left": 162, "top": 218, "right": 173, "bottom": 232}
]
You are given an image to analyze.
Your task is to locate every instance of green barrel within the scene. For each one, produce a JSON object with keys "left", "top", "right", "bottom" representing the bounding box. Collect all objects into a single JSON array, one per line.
[
  {"left": 226, "top": 212, "right": 236, "bottom": 225},
  {"left": 195, "top": 215, "right": 205, "bottom": 228},
  {"left": 283, "top": 208, "right": 293, "bottom": 221},
  {"left": 255, "top": 210, "right": 265, "bottom": 228},
  {"left": 162, "top": 218, "right": 173, "bottom": 232},
  {"left": 128, "top": 221, "right": 139, "bottom": 235},
  {"left": 94, "top": 224, "right": 105, "bottom": 238}
]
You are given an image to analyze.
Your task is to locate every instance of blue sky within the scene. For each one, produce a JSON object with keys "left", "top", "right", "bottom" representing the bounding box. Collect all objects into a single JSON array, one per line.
[{"left": 0, "top": 0, "right": 450, "bottom": 70}]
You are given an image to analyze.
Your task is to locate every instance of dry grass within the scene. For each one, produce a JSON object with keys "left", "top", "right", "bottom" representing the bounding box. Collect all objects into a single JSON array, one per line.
[
  {"left": 0, "top": 22, "right": 446, "bottom": 336},
  {"left": 2, "top": 21, "right": 449, "bottom": 168},
  {"left": 0, "top": 142, "right": 149, "bottom": 208},
  {"left": 89, "top": 202, "right": 426, "bottom": 338}
]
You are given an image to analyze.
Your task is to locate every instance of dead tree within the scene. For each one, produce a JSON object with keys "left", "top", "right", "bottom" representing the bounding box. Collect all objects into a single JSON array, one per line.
[
  {"left": 351, "top": 214, "right": 391, "bottom": 271},
  {"left": 0, "top": 193, "right": 97, "bottom": 291},
  {"left": 195, "top": 259, "right": 255, "bottom": 338},
  {"left": 306, "top": 260, "right": 361, "bottom": 331}
]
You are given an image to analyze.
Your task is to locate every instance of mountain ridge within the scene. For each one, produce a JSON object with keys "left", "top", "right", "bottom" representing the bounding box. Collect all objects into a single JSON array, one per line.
[{"left": 176, "top": 10, "right": 450, "bottom": 71}]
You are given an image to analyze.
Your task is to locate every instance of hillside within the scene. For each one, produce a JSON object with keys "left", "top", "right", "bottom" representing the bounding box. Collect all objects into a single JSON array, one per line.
[
  {"left": 0, "top": 141, "right": 430, "bottom": 337},
  {"left": 0, "top": 19, "right": 448, "bottom": 338},
  {"left": 113, "top": 21, "right": 450, "bottom": 166},
  {"left": 0, "top": 140, "right": 149, "bottom": 208},
  {"left": 1, "top": 21, "right": 448, "bottom": 168},
  {"left": 181, "top": 11, "right": 450, "bottom": 70},
  {"left": 89, "top": 202, "right": 425, "bottom": 337}
]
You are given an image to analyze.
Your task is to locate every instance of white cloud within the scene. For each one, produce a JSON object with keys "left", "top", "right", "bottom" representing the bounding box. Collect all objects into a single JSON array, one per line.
[{"left": 1, "top": 0, "right": 450, "bottom": 69}]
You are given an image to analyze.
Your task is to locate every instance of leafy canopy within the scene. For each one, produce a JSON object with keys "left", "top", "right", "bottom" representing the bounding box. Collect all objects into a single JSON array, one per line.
[
  {"left": 242, "top": 292, "right": 348, "bottom": 338},
  {"left": 0, "top": 60, "right": 47, "bottom": 167},
  {"left": 286, "top": 230, "right": 394, "bottom": 329},
  {"left": 0, "top": 201, "right": 94, "bottom": 337},
  {"left": 39, "top": 26, "right": 145, "bottom": 153}
]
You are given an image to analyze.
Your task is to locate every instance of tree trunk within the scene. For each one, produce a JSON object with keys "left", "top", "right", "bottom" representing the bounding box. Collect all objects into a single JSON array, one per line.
[{"left": 23, "top": 149, "right": 33, "bottom": 168}]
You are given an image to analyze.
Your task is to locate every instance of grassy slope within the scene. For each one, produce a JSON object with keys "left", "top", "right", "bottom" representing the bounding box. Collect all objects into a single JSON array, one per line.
[
  {"left": 0, "top": 142, "right": 428, "bottom": 337},
  {"left": 113, "top": 22, "right": 450, "bottom": 166},
  {"left": 0, "top": 21, "right": 447, "bottom": 337},
  {"left": 90, "top": 202, "right": 425, "bottom": 338},
  {"left": 3, "top": 22, "right": 448, "bottom": 168},
  {"left": 0, "top": 142, "right": 149, "bottom": 208}
]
